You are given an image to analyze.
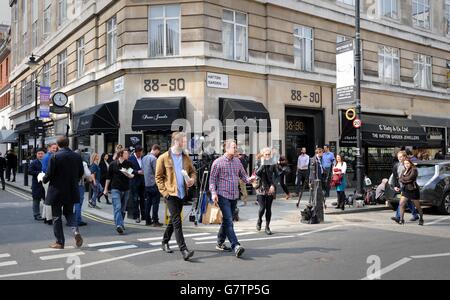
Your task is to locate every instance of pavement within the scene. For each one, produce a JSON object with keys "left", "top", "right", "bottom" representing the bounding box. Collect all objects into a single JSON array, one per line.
[
  {"left": 5, "top": 174, "right": 390, "bottom": 232},
  {"left": 1, "top": 187, "right": 450, "bottom": 280}
]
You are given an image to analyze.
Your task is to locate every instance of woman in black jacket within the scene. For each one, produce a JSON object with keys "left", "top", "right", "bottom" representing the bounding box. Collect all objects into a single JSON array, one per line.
[
  {"left": 255, "top": 148, "right": 279, "bottom": 235},
  {"left": 399, "top": 158, "right": 424, "bottom": 225},
  {"left": 277, "top": 156, "right": 291, "bottom": 200},
  {"left": 98, "top": 153, "right": 111, "bottom": 204}
]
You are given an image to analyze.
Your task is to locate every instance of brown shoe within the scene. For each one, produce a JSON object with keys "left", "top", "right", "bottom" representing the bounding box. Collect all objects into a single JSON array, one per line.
[
  {"left": 49, "top": 243, "right": 64, "bottom": 250},
  {"left": 74, "top": 233, "right": 83, "bottom": 248}
]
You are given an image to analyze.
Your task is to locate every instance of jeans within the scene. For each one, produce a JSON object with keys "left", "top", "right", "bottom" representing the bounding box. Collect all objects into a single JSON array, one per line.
[
  {"left": 111, "top": 189, "right": 129, "bottom": 228},
  {"left": 131, "top": 182, "right": 145, "bottom": 219},
  {"left": 52, "top": 203, "right": 78, "bottom": 246},
  {"left": 90, "top": 182, "right": 103, "bottom": 206},
  {"left": 145, "top": 185, "right": 160, "bottom": 223},
  {"left": 279, "top": 174, "right": 289, "bottom": 195},
  {"left": 395, "top": 200, "right": 418, "bottom": 219},
  {"left": 257, "top": 195, "right": 274, "bottom": 226},
  {"left": 163, "top": 196, "right": 187, "bottom": 251},
  {"left": 217, "top": 196, "right": 240, "bottom": 250},
  {"left": 322, "top": 167, "right": 332, "bottom": 197},
  {"left": 74, "top": 185, "right": 85, "bottom": 225},
  {"left": 32, "top": 197, "right": 43, "bottom": 218}
]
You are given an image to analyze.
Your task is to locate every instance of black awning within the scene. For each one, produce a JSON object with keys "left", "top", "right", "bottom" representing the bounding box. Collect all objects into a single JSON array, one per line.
[
  {"left": 14, "top": 120, "right": 33, "bottom": 133},
  {"left": 341, "top": 114, "right": 427, "bottom": 147},
  {"left": 76, "top": 101, "right": 119, "bottom": 136},
  {"left": 0, "top": 130, "right": 18, "bottom": 144},
  {"left": 132, "top": 97, "right": 186, "bottom": 132},
  {"left": 220, "top": 98, "right": 271, "bottom": 132}
]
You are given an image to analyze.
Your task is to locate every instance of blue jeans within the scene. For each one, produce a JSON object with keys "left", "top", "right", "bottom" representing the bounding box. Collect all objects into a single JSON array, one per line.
[
  {"left": 217, "top": 196, "right": 240, "bottom": 250},
  {"left": 112, "top": 189, "right": 129, "bottom": 228},
  {"left": 74, "top": 185, "right": 85, "bottom": 225},
  {"left": 396, "top": 200, "right": 418, "bottom": 219},
  {"left": 145, "top": 185, "right": 160, "bottom": 223},
  {"left": 90, "top": 182, "right": 103, "bottom": 205}
]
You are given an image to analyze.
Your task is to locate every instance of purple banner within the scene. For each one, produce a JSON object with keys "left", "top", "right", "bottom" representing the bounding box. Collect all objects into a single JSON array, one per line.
[{"left": 40, "top": 86, "right": 51, "bottom": 118}]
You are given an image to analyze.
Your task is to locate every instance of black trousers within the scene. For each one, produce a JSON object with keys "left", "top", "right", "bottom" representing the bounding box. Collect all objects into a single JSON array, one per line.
[
  {"left": 0, "top": 170, "right": 5, "bottom": 190},
  {"left": 257, "top": 195, "right": 274, "bottom": 225},
  {"left": 131, "top": 182, "right": 145, "bottom": 219},
  {"left": 52, "top": 203, "right": 78, "bottom": 246},
  {"left": 163, "top": 196, "right": 187, "bottom": 251},
  {"left": 279, "top": 173, "right": 289, "bottom": 195},
  {"left": 6, "top": 167, "right": 16, "bottom": 181},
  {"left": 296, "top": 170, "right": 309, "bottom": 194},
  {"left": 337, "top": 191, "right": 346, "bottom": 209}
]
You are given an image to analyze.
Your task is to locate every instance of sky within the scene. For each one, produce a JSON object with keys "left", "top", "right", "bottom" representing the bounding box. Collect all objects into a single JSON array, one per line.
[{"left": 0, "top": 0, "right": 11, "bottom": 26}]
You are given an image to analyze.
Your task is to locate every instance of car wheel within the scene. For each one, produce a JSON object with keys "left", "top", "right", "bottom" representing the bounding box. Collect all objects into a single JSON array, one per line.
[
  {"left": 388, "top": 201, "right": 398, "bottom": 211},
  {"left": 438, "top": 193, "right": 450, "bottom": 215}
]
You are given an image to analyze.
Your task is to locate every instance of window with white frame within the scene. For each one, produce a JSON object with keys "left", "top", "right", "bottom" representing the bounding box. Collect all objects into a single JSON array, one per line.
[
  {"left": 32, "top": 0, "right": 39, "bottom": 49},
  {"left": 446, "top": 0, "right": 450, "bottom": 36},
  {"left": 412, "top": 0, "right": 431, "bottom": 29},
  {"left": 58, "top": 0, "right": 67, "bottom": 27},
  {"left": 294, "top": 26, "right": 314, "bottom": 72},
  {"left": 77, "top": 37, "right": 85, "bottom": 78},
  {"left": 222, "top": 9, "right": 248, "bottom": 61},
  {"left": 380, "top": 0, "right": 399, "bottom": 19},
  {"left": 41, "top": 62, "right": 51, "bottom": 88},
  {"left": 337, "top": 0, "right": 355, "bottom": 6},
  {"left": 57, "top": 50, "right": 68, "bottom": 88},
  {"left": 149, "top": 5, "right": 181, "bottom": 57},
  {"left": 378, "top": 46, "right": 400, "bottom": 85},
  {"left": 106, "top": 16, "right": 118, "bottom": 65},
  {"left": 43, "top": 0, "right": 52, "bottom": 39},
  {"left": 413, "top": 54, "right": 432, "bottom": 90}
]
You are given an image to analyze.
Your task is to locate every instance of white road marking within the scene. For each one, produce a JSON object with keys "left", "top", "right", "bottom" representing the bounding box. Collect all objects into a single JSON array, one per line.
[
  {"left": 410, "top": 252, "right": 450, "bottom": 259},
  {"left": 297, "top": 225, "right": 342, "bottom": 237},
  {"left": 0, "top": 261, "right": 18, "bottom": 267},
  {"left": 193, "top": 232, "right": 256, "bottom": 241},
  {"left": 361, "top": 257, "right": 413, "bottom": 280},
  {"left": 195, "top": 235, "right": 296, "bottom": 244},
  {"left": 424, "top": 216, "right": 450, "bottom": 226},
  {"left": 183, "top": 233, "right": 211, "bottom": 238},
  {"left": 138, "top": 233, "right": 210, "bottom": 242},
  {"left": 39, "top": 252, "right": 85, "bottom": 261},
  {"left": 5, "top": 188, "right": 32, "bottom": 200},
  {"left": 31, "top": 246, "right": 75, "bottom": 254},
  {"left": 98, "top": 245, "right": 138, "bottom": 253},
  {"left": 77, "top": 246, "right": 179, "bottom": 269},
  {"left": 149, "top": 240, "right": 176, "bottom": 246},
  {"left": 0, "top": 254, "right": 11, "bottom": 259},
  {"left": 87, "top": 241, "right": 125, "bottom": 248},
  {"left": 0, "top": 268, "right": 65, "bottom": 279}
]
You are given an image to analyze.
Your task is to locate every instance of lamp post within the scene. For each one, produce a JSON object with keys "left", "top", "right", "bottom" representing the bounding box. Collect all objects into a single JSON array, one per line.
[
  {"left": 355, "top": 0, "right": 364, "bottom": 195},
  {"left": 26, "top": 54, "right": 46, "bottom": 153}
]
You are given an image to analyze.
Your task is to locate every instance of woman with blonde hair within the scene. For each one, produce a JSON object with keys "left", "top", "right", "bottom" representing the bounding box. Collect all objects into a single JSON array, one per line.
[{"left": 88, "top": 153, "right": 103, "bottom": 208}]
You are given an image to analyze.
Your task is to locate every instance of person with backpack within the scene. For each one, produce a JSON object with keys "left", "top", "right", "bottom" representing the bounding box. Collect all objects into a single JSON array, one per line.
[{"left": 332, "top": 153, "right": 347, "bottom": 211}]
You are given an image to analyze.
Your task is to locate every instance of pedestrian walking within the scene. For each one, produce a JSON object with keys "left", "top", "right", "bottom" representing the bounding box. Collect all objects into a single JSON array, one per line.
[
  {"left": 322, "top": 145, "right": 335, "bottom": 198},
  {"left": 156, "top": 132, "right": 196, "bottom": 261},
  {"left": 74, "top": 150, "right": 91, "bottom": 227},
  {"left": 41, "top": 143, "right": 58, "bottom": 225},
  {"left": 88, "top": 153, "right": 103, "bottom": 209},
  {"left": 255, "top": 148, "right": 279, "bottom": 235},
  {"left": 209, "top": 140, "right": 255, "bottom": 258},
  {"left": 6, "top": 149, "right": 17, "bottom": 182},
  {"left": 390, "top": 151, "right": 418, "bottom": 223},
  {"left": 29, "top": 149, "right": 46, "bottom": 221},
  {"left": 332, "top": 154, "right": 347, "bottom": 211},
  {"left": 296, "top": 147, "right": 309, "bottom": 206},
  {"left": 0, "top": 152, "right": 6, "bottom": 190},
  {"left": 99, "top": 153, "right": 111, "bottom": 204},
  {"left": 142, "top": 144, "right": 162, "bottom": 227},
  {"left": 129, "top": 145, "right": 146, "bottom": 223},
  {"left": 41, "top": 136, "right": 84, "bottom": 249},
  {"left": 103, "top": 149, "right": 134, "bottom": 235},
  {"left": 277, "top": 155, "right": 290, "bottom": 200},
  {"left": 399, "top": 158, "right": 424, "bottom": 226}
]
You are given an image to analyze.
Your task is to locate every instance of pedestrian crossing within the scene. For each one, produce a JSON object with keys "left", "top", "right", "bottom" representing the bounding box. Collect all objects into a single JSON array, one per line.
[{"left": 0, "top": 253, "right": 17, "bottom": 269}]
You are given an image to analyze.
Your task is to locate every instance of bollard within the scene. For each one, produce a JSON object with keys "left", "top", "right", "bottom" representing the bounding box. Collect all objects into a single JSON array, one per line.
[{"left": 23, "top": 160, "right": 29, "bottom": 187}]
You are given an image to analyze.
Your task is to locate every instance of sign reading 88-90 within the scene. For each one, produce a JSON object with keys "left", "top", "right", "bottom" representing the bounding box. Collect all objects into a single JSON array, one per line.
[{"left": 144, "top": 78, "right": 186, "bottom": 92}]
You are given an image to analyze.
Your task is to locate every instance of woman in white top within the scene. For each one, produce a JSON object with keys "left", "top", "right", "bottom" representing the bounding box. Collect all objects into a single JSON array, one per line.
[{"left": 332, "top": 154, "right": 347, "bottom": 211}]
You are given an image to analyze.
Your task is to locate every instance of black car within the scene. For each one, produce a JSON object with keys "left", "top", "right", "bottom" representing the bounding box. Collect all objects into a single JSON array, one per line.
[{"left": 388, "top": 160, "right": 450, "bottom": 215}]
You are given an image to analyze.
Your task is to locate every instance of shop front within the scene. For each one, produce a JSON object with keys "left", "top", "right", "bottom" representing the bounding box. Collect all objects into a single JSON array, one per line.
[
  {"left": 340, "top": 113, "right": 427, "bottom": 184},
  {"left": 412, "top": 116, "right": 450, "bottom": 158},
  {"left": 131, "top": 97, "right": 186, "bottom": 153},
  {"left": 73, "top": 101, "right": 119, "bottom": 155}
]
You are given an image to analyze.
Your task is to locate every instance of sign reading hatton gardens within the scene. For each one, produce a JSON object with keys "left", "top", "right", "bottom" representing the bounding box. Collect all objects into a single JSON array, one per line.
[{"left": 336, "top": 40, "right": 355, "bottom": 105}]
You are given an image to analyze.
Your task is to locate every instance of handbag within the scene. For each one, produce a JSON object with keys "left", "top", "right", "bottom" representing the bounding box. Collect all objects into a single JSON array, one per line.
[
  {"left": 202, "top": 202, "right": 223, "bottom": 225},
  {"left": 331, "top": 174, "right": 343, "bottom": 187}
]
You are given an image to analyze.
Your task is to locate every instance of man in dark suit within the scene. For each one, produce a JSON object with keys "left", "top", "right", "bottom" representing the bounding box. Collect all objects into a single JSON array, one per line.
[
  {"left": 0, "top": 152, "right": 6, "bottom": 190},
  {"left": 6, "top": 150, "right": 17, "bottom": 182},
  {"left": 128, "top": 145, "right": 145, "bottom": 223},
  {"left": 42, "top": 136, "right": 84, "bottom": 249},
  {"left": 29, "top": 149, "right": 46, "bottom": 221}
]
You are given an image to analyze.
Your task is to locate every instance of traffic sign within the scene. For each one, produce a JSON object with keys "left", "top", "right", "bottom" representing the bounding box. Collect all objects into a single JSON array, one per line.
[
  {"left": 353, "top": 118, "right": 362, "bottom": 129},
  {"left": 345, "top": 108, "right": 356, "bottom": 121}
]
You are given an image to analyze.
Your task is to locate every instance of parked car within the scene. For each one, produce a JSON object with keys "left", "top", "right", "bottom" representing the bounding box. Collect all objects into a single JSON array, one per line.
[{"left": 388, "top": 160, "right": 450, "bottom": 215}]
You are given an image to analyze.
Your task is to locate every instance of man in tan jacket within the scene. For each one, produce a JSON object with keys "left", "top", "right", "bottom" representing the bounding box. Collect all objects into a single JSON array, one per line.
[{"left": 155, "top": 132, "right": 197, "bottom": 261}]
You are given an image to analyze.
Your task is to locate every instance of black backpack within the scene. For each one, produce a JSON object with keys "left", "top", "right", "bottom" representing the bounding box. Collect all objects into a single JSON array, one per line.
[{"left": 300, "top": 205, "right": 319, "bottom": 224}]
